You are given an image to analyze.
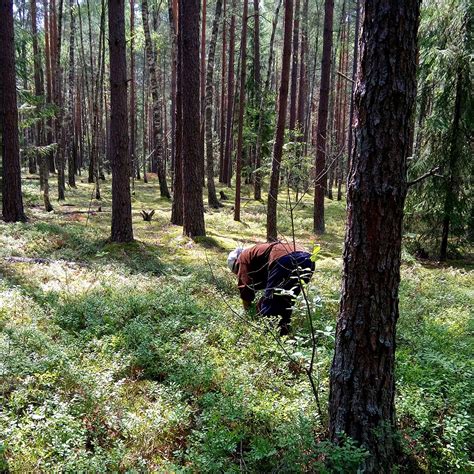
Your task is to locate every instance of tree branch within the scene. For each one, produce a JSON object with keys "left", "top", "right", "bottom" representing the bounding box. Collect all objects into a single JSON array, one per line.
[{"left": 407, "top": 166, "right": 442, "bottom": 187}]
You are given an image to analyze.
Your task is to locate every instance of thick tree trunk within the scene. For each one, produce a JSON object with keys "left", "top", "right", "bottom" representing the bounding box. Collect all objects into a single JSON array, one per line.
[
  {"left": 205, "top": 0, "right": 223, "bottom": 208},
  {"left": 222, "top": 0, "right": 236, "bottom": 186},
  {"left": 181, "top": 0, "right": 206, "bottom": 237},
  {"left": 266, "top": 0, "right": 293, "bottom": 241},
  {"left": 142, "top": 0, "right": 171, "bottom": 198},
  {"left": 233, "top": 0, "right": 248, "bottom": 221},
  {"left": 168, "top": 0, "right": 178, "bottom": 185},
  {"left": 328, "top": 1, "right": 420, "bottom": 471},
  {"left": 0, "top": 0, "right": 27, "bottom": 222},
  {"left": 313, "top": 0, "right": 334, "bottom": 234},
  {"left": 108, "top": 0, "right": 133, "bottom": 242}
]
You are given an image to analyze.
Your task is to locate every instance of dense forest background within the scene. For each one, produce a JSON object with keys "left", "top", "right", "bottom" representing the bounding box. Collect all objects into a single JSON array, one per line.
[{"left": 0, "top": 0, "right": 472, "bottom": 472}]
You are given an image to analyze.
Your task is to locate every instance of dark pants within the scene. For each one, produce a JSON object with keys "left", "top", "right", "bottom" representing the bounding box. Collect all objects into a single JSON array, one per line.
[{"left": 257, "top": 252, "right": 315, "bottom": 335}]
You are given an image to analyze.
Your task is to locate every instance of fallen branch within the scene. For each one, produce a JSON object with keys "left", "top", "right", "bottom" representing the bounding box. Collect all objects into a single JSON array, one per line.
[{"left": 2, "top": 256, "right": 87, "bottom": 267}]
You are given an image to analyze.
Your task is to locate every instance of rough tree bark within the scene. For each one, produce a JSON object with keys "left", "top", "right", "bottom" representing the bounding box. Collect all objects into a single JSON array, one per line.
[
  {"left": 266, "top": 0, "right": 293, "bottom": 241},
  {"left": 313, "top": 0, "right": 334, "bottom": 234},
  {"left": 0, "top": 0, "right": 27, "bottom": 222},
  {"left": 180, "top": 0, "right": 206, "bottom": 237},
  {"left": 205, "top": 0, "right": 223, "bottom": 208},
  {"left": 233, "top": 0, "right": 248, "bottom": 221},
  {"left": 141, "top": 0, "right": 171, "bottom": 198},
  {"left": 328, "top": 1, "right": 420, "bottom": 471},
  {"left": 108, "top": 0, "right": 134, "bottom": 242}
]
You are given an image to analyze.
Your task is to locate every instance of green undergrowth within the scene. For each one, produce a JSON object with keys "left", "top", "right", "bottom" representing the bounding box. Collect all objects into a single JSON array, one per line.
[{"left": 0, "top": 176, "right": 472, "bottom": 472}]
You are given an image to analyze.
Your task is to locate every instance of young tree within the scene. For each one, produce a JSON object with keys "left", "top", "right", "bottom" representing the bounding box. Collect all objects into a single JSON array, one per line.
[
  {"left": 0, "top": 0, "right": 27, "bottom": 222},
  {"left": 313, "top": 0, "right": 334, "bottom": 234},
  {"left": 180, "top": 0, "right": 206, "bottom": 237},
  {"left": 108, "top": 0, "right": 134, "bottom": 242},
  {"left": 205, "top": 0, "right": 223, "bottom": 208},
  {"left": 233, "top": 0, "right": 248, "bottom": 221},
  {"left": 328, "top": 1, "right": 420, "bottom": 470},
  {"left": 266, "top": 0, "right": 293, "bottom": 241}
]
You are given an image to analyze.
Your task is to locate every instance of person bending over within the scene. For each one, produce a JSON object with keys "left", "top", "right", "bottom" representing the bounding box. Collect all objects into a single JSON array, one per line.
[{"left": 227, "top": 241, "right": 315, "bottom": 335}]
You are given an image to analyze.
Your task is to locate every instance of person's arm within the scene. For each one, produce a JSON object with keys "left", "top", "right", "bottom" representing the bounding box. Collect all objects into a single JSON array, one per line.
[{"left": 237, "top": 254, "right": 256, "bottom": 303}]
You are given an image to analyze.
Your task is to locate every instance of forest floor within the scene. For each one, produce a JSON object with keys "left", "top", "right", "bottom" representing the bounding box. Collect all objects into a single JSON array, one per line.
[{"left": 0, "top": 174, "right": 472, "bottom": 472}]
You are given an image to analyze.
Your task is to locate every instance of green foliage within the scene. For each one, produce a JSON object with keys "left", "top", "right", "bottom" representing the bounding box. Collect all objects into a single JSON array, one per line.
[{"left": 405, "top": 0, "right": 473, "bottom": 257}]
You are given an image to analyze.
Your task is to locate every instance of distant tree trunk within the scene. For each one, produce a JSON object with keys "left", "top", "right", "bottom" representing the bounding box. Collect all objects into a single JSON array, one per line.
[
  {"left": 32, "top": 0, "right": 53, "bottom": 211},
  {"left": 168, "top": 0, "right": 178, "bottom": 184},
  {"left": 200, "top": 0, "right": 207, "bottom": 185},
  {"left": 53, "top": 0, "right": 66, "bottom": 200},
  {"left": 67, "top": 0, "right": 76, "bottom": 187},
  {"left": 233, "top": 0, "right": 248, "bottom": 221},
  {"left": 180, "top": 0, "right": 206, "bottom": 237},
  {"left": 288, "top": 0, "right": 300, "bottom": 131},
  {"left": 328, "top": 1, "right": 420, "bottom": 471},
  {"left": 0, "top": 0, "right": 27, "bottom": 222},
  {"left": 108, "top": 0, "right": 133, "bottom": 242},
  {"left": 346, "top": 0, "right": 360, "bottom": 176},
  {"left": 130, "top": 0, "right": 139, "bottom": 180},
  {"left": 44, "top": 0, "right": 56, "bottom": 175},
  {"left": 218, "top": 0, "right": 227, "bottom": 183},
  {"left": 222, "top": 0, "right": 236, "bottom": 186},
  {"left": 440, "top": 69, "right": 464, "bottom": 261},
  {"left": 313, "top": 0, "right": 334, "bottom": 234},
  {"left": 205, "top": 0, "right": 223, "bottom": 208},
  {"left": 296, "top": 0, "right": 308, "bottom": 133},
  {"left": 141, "top": 0, "right": 171, "bottom": 198},
  {"left": 266, "top": 0, "right": 293, "bottom": 241},
  {"left": 171, "top": 0, "right": 184, "bottom": 225},
  {"left": 254, "top": 0, "right": 282, "bottom": 201}
]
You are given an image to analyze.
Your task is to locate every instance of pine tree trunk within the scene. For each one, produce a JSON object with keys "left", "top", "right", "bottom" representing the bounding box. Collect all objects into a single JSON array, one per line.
[
  {"left": 0, "top": 0, "right": 27, "bottom": 222},
  {"left": 218, "top": 0, "right": 227, "bottom": 183},
  {"left": 205, "top": 0, "right": 223, "bottom": 208},
  {"left": 171, "top": 0, "right": 184, "bottom": 225},
  {"left": 222, "top": 0, "right": 236, "bottom": 186},
  {"left": 108, "top": 0, "right": 133, "bottom": 242},
  {"left": 142, "top": 0, "right": 171, "bottom": 198},
  {"left": 346, "top": 0, "right": 360, "bottom": 176},
  {"left": 266, "top": 0, "right": 293, "bottom": 241},
  {"left": 440, "top": 68, "right": 464, "bottom": 261},
  {"left": 288, "top": 0, "right": 299, "bottom": 131},
  {"left": 67, "top": 0, "right": 76, "bottom": 187},
  {"left": 181, "top": 0, "right": 206, "bottom": 237},
  {"left": 313, "top": 0, "right": 334, "bottom": 233},
  {"left": 130, "top": 0, "right": 139, "bottom": 180},
  {"left": 233, "top": 0, "right": 248, "bottom": 221},
  {"left": 254, "top": 0, "right": 282, "bottom": 201},
  {"left": 328, "top": 1, "right": 420, "bottom": 471}
]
